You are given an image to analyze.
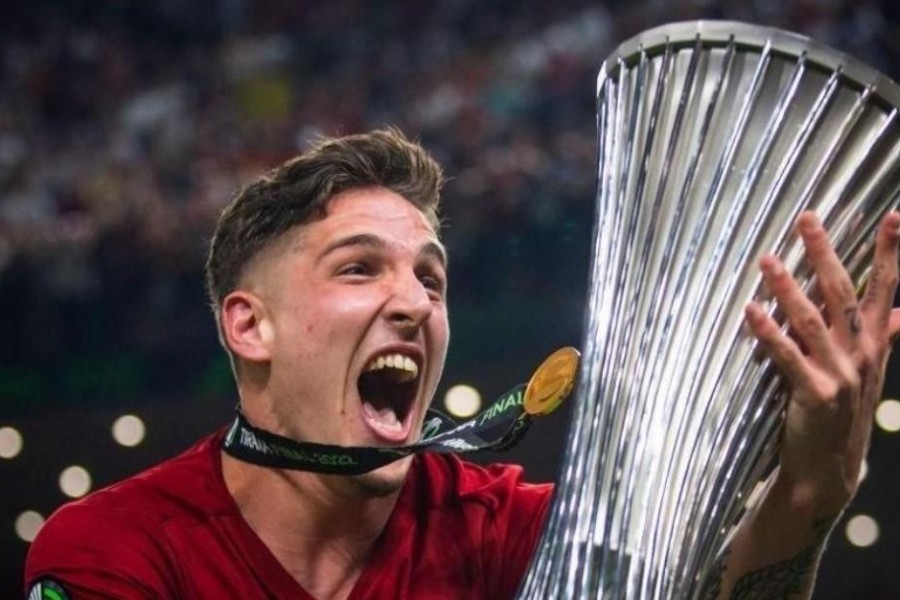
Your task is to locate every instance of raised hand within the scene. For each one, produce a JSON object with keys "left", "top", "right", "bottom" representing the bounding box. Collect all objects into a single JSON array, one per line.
[{"left": 744, "top": 210, "right": 900, "bottom": 520}]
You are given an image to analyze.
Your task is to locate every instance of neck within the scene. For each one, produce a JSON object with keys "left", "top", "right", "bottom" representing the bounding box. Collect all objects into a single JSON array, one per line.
[{"left": 222, "top": 452, "right": 402, "bottom": 600}]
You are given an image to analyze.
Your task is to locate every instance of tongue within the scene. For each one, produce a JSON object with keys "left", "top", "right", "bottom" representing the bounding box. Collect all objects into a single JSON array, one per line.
[{"left": 362, "top": 400, "right": 404, "bottom": 437}]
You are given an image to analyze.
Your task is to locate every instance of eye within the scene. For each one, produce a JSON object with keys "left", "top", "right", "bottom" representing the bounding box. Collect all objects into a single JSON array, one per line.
[
  {"left": 337, "top": 263, "right": 372, "bottom": 278},
  {"left": 420, "top": 276, "right": 438, "bottom": 290},
  {"left": 418, "top": 272, "right": 446, "bottom": 298}
]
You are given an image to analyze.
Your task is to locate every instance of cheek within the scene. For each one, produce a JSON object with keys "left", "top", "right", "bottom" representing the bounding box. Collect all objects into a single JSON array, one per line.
[
  {"left": 429, "top": 312, "right": 451, "bottom": 368},
  {"left": 433, "top": 308, "right": 450, "bottom": 345},
  {"left": 296, "top": 290, "right": 382, "bottom": 345}
]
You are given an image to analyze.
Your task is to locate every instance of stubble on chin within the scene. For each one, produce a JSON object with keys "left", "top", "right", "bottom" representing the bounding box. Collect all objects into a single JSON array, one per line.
[{"left": 350, "top": 456, "right": 414, "bottom": 497}]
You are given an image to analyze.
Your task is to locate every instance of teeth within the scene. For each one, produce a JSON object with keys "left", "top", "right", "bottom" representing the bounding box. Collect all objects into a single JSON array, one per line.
[{"left": 365, "top": 352, "right": 419, "bottom": 380}]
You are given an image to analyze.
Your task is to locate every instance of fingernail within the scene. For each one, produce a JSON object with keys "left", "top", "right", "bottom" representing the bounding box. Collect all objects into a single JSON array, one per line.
[
  {"left": 799, "top": 211, "right": 820, "bottom": 230},
  {"left": 888, "top": 211, "right": 900, "bottom": 235},
  {"left": 745, "top": 301, "right": 766, "bottom": 322}
]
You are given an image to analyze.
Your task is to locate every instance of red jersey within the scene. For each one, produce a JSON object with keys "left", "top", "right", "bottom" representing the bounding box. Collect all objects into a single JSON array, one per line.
[{"left": 24, "top": 431, "right": 553, "bottom": 599}]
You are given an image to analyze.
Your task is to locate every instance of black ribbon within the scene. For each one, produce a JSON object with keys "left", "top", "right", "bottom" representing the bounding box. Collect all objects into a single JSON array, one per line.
[{"left": 221, "top": 383, "right": 533, "bottom": 475}]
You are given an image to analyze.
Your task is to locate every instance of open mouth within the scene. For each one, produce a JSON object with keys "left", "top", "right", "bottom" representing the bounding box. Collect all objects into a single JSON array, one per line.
[{"left": 358, "top": 353, "right": 420, "bottom": 442}]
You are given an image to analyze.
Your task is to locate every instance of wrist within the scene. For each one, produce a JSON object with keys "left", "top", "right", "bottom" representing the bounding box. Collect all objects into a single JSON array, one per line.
[{"left": 769, "top": 467, "right": 847, "bottom": 527}]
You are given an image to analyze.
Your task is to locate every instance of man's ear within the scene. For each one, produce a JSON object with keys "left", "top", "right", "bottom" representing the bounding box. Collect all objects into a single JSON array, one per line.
[{"left": 221, "top": 291, "right": 273, "bottom": 363}]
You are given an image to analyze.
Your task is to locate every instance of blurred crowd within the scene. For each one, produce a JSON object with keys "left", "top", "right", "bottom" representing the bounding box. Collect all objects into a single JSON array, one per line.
[{"left": 2, "top": 0, "right": 899, "bottom": 403}]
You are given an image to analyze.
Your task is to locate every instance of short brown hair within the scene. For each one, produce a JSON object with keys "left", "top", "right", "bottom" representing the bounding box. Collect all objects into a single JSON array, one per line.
[{"left": 205, "top": 127, "right": 444, "bottom": 313}]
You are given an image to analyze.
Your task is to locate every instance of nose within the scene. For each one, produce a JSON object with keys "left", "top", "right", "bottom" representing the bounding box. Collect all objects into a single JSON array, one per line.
[{"left": 385, "top": 271, "right": 433, "bottom": 332}]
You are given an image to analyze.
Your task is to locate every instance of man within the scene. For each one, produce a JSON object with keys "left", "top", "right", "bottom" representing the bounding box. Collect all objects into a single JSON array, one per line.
[{"left": 25, "top": 129, "right": 900, "bottom": 599}]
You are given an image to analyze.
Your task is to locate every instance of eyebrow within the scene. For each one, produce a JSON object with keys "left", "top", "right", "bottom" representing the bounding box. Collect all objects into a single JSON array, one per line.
[{"left": 317, "top": 233, "right": 448, "bottom": 268}]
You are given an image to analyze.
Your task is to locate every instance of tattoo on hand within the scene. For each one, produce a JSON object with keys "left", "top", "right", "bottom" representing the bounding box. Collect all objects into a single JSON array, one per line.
[
  {"left": 844, "top": 306, "right": 861, "bottom": 335},
  {"left": 864, "top": 264, "right": 882, "bottom": 301}
]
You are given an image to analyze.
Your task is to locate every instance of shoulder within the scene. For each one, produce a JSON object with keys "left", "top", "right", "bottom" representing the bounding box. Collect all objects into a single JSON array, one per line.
[
  {"left": 25, "top": 495, "right": 178, "bottom": 595},
  {"left": 24, "top": 431, "right": 229, "bottom": 593},
  {"left": 411, "top": 453, "right": 553, "bottom": 514},
  {"left": 45, "top": 429, "right": 229, "bottom": 524}
]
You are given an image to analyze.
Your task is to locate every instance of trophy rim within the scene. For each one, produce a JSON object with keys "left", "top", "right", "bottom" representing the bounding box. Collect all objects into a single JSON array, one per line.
[{"left": 597, "top": 20, "right": 900, "bottom": 110}]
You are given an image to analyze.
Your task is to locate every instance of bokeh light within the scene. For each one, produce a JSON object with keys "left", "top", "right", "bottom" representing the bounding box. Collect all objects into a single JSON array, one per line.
[
  {"left": 14, "top": 511, "right": 44, "bottom": 543},
  {"left": 846, "top": 514, "right": 879, "bottom": 548},
  {"left": 59, "top": 465, "right": 92, "bottom": 499},
  {"left": 444, "top": 384, "right": 482, "bottom": 418},
  {"left": 0, "top": 427, "right": 23, "bottom": 459},
  {"left": 112, "top": 415, "right": 146, "bottom": 447},
  {"left": 875, "top": 399, "right": 900, "bottom": 433}
]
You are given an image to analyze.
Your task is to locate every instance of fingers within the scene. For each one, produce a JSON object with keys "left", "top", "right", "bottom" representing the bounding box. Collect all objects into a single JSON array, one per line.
[
  {"left": 744, "top": 301, "right": 818, "bottom": 391},
  {"left": 861, "top": 211, "right": 900, "bottom": 336},
  {"left": 757, "top": 251, "right": 835, "bottom": 366},
  {"left": 795, "top": 212, "right": 860, "bottom": 346},
  {"left": 747, "top": 211, "right": 900, "bottom": 388},
  {"left": 745, "top": 211, "right": 898, "bottom": 519}
]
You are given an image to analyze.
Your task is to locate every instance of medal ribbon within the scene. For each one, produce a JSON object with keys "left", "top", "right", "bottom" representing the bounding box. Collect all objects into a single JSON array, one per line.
[{"left": 221, "top": 383, "right": 532, "bottom": 475}]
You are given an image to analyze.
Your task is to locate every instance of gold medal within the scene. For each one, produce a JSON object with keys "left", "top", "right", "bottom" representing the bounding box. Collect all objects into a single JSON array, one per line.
[{"left": 524, "top": 346, "right": 580, "bottom": 416}]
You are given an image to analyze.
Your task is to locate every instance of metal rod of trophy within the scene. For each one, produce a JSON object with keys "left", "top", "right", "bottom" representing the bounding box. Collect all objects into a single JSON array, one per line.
[{"left": 517, "top": 21, "right": 900, "bottom": 599}]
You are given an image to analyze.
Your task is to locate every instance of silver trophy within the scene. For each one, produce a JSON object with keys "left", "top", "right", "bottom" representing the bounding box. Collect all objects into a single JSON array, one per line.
[{"left": 517, "top": 21, "right": 900, "bottom": 599}]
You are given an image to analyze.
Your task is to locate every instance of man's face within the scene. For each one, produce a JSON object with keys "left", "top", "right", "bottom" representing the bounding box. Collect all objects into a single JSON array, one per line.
[{"left": 240, "top": 186, "right": 449, "bottom": 494}]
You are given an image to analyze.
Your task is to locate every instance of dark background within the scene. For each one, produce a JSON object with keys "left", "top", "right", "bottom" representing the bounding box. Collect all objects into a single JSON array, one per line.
[{"left": 2, "top": 0, "right": 900, "bottom": 597}]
